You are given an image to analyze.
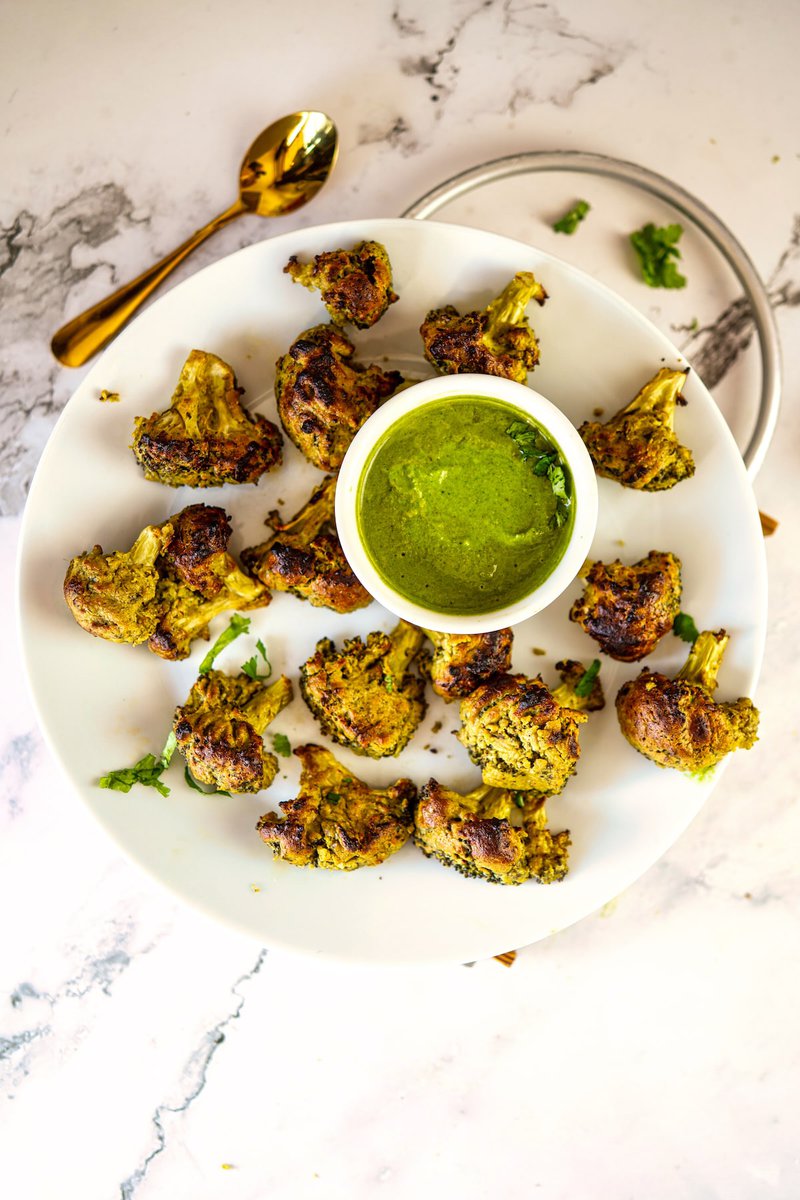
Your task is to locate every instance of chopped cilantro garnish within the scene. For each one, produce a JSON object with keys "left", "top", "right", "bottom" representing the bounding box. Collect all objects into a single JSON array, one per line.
[
  {"left": 272, "top": 733, "right": 291, "bottom": 757},
  {"left": 629, "top": 222, "right": 687, "bottom": 289},
  {"left": 326, "top": 792, "right": 341, "bottom": 804},
  {"left": 99, "top": 752, "right": 172, "bottom": 797},
  {"left": 241, "top": 637, "right": 272, "bottom": 681},
  {"left": 673, "top": 611, "right": 700, "bottom": 644},
  {"left": 198, "top": 614, "right": 251, "bottom": 675},
  {"left": 553, "top": 199, "right": 590, "bottom": 235},
  {"left": 513, "top": 792, "right": 526, "bottom": 809},
  {"left": 507, "top": 420, "right": 572, "bottom": 529},
  {"left": 183, "top": 765, "right": 230, "bottom": 797},
  {"left": 574, "top": 659, "right": 601, "bottom": 698},
  {"left": 98, "top": 727, "right": 178, "bottom": 797}
]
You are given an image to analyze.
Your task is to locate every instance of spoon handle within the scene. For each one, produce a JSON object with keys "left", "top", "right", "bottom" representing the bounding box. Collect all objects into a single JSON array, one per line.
[{"left": 51, "top": 200, "right": 247, "bottom": 367}]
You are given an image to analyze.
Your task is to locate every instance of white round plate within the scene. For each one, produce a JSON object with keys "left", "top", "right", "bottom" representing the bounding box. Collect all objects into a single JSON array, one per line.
[{"left": 17, "top": 218, "right": 767, "bottom": 965}]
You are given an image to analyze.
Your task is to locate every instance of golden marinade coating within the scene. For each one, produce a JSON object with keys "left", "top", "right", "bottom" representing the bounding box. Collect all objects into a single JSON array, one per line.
[
  {"left": 578, "top": 367, "right": 695, "bottom": 491},
  {"left": 300, "top": 620, "right": 426, "bottom": 759},
  {"left": 550, "top": 659, "right": 606, "bottom": 712},
  {"left": 256, "top": 744, "right": 416, "bottom": 870},
  {"left": 64, "top": 504, "right": 269, "bottom": 658},
  {"left": 569, "top": 550, "right": 682, "bottom": 662},
  {"left": 615, "top": 629, "right": 759, "bottom": 773},
  {"left": 64, "top": 521, "right": 170, "bottom": 645},
  {"left": 420, "top": 271, "right": 548, "bottom": 383},
  {"left": 458, "top": 672, "right": 586, "bottom": 794},
  {"left": 414, "top": 780, "right": 570, "bottom": 885},
  {"left": 420, "top": 628, "right": 514, "bottom": 701},
  {"left": 284, "top": 240, "right": 399, "bottom": 329},
  {"left": 174, "top": 670, "right": 293, "bottom": 793},
  {"left": 241, "top": 475, "right": 372, "bottom": 614},
  {"left": 131, "top": 350, "right": 283, "bottom": 487},
  {"left": 275, "top": 323, "right": 403, "bottom": 471}
]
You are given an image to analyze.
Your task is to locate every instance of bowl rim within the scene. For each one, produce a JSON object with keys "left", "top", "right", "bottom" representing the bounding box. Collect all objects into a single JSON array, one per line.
[{"left": 335, "top": 373, "right": 599, "bottom": 633}]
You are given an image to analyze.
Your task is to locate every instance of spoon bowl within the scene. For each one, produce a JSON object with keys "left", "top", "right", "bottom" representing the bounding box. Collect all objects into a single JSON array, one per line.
[{"left": 51, "top": 111, "right": 339, "bottom": 367}]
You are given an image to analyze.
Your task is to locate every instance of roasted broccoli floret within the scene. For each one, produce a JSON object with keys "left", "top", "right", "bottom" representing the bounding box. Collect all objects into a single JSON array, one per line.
[
  {"left": 149, "top": 567, "right": 269, "bottom": 661},
  {"left": 551, "top": 659, "right": 605, "bottom": 712},
  {"left": 419, "top": 628, "right": 513, "bottom": 701},
  {"left": 256, "top": 744, "right": 416, "bottom": 869},
  {"left": 284, "top": 240, "right": 398, "bottom": 329},
  {"left": 615, "top": 629, "right": 760, "bottom": 773},
  {"left": 579, "top": 367, "right": 695, "bottom": 490},
  {"left": 173, "top": 670, "right": 293, "bottom": 793},
  {"left": 414, "top": 779, "right": 570, "bottom": 885},
  {"left": 275, "top": 323, "right": 403, "bottom": 472},
  {"left": 63, "top": 505, "right": 268, "bottom": 657},
  {"left": 458, "top": 672, "right": 587, "bottom": 794},
  {"left": 300, "top": 620, "right": 426, "bottom": 758},
  {"left": 569, "top": 550, "right": 682, "bottom": 662},
  {"left": 131, "top": 349, "right": 283, "bottom": 487},
  {"left": 420, "top": 271, "right": 548, "bottom": 383},
  {"left": 241, "top": 475, "right": 372, "bottom": 613},
  {"left": 63, "top": 520, "right": 172, "bottom": 644}
]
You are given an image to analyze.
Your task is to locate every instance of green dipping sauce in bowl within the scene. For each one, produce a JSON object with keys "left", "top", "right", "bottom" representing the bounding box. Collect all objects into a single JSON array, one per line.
[
  {"left": 357, "top": 397, "right": 574, "bottom": 615},
  {"left": 335, "top": 373, "right": 598, "bottom": 634}
]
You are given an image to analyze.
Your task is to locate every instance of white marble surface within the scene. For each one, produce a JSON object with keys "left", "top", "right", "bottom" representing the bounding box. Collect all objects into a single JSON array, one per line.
[{"left": 2, "top": 1, "right": 800, "bottom": 1196}]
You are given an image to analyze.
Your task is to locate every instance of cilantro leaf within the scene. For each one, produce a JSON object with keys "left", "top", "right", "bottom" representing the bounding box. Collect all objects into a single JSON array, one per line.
[
  {"left": 99, "top": 728, "right": 178, "bottom": 797},
  {"left": 272, "top": 733, "right": 291, "bottom": 757},
  {"left": 99, "top": 752, "right": 171, "bottom": 798},
  {"left": 198, "top": 614, "right": 251, "bottom": 675},
  {"left": 513, "top": 792, "right": 526, "bottom": 809},
  {"left": 326, "top": 791, "right": 341, "bottom": 804},
  {"left": 673, "top": 611, "right": 700, "bottom": 644},
  {"left": 507, "top": 420, "right": 573, "bottom": 530},
  {"left": 240, "top": 656, "right": 260, "bottom": 681},
  {"left": 629, "top": 222, "right": 687, "bottom": 289},
  {"left": 553, "top": 199, "right": 590, "bottom": 235},
  {"left": 183, "top": 766, "right": 230, "bottom": 797},
  {"left": 574, "top": 659, "right": 601, "bottom": 698}
]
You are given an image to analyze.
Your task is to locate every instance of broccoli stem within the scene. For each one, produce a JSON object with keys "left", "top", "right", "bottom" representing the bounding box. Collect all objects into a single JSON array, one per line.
[
  {"left": 129, "top": 523, "right": 169, "bottom": 567},
  {"left": 384, "top": 620, "right": 425, "bottom": 682},
  {"left": 676, "top": 629, "right": 729, "bottom": 693},
  {"left": 619, "top": 367, "right": 687, "bottom": 426},
  {"left": 267, "top": 475, "right": 336, "bottom": 543},
  {"left": 484, "top": 271, "right": 547, "bottom": 352},
  {"left": 241, "top": 675, "right": 293, "bottom": 734}
]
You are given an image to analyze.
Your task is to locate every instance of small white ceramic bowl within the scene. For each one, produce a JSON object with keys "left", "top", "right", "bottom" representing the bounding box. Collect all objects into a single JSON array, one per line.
[{"left": 335, "top": 373, "right": 598, "bottom": 633}]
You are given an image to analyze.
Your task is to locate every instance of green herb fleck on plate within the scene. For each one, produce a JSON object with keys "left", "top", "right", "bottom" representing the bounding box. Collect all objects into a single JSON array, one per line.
[
  {"left": 673, "top": 611, "right": 700, "bottom": 644},
  {"left": 630, "top": 222, "right": 687, "bottom": 289},
  {"left": 198, "top": 614, "right": 251, "bottom": 675},
  {"left": 574, "top": 659, "right": 601, "bottom": 698},
  {"left": 553, "top": 199, "right": 590, "bottom": 234}
]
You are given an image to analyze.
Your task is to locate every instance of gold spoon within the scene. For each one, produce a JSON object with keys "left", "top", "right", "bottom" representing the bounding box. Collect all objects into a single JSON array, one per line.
[{"left": 51, "top": 111, "right": 339, "bottom": 367}]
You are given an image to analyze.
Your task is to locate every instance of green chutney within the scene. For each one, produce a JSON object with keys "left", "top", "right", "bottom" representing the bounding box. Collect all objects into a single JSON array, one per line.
[{"left": 356, "top": 396, "right": 574, "bottom": 615}]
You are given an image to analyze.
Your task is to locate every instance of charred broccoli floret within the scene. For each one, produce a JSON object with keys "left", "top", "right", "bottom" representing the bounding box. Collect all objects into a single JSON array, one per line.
[
  {"left": 458, "top": 672, "right": 587, "bottom": 794},
  {"left": 420, "top": 271, "right": 548, "bottom": 383},
  {"left": 414, "top": 779, "right": 570, "bottom": 885},
  {"left": 149, "top": 567, "right": 269, "bottom": 661},
  {"left": 300, "top": 620, "right": 426, "bottom": 758},
  {"left": 131, "top": 349, "right": 283, "bottom": 487},
  {"left": 64, "top": 520, "right": 172, "bottom": 644},
  {"left": 579, "top": 367, "right": 695, "bottom": 490},
  {"left": 241, "top": 475, "right": 372, "bottom": 613},
  {"left": 173, "top": 670, "right": 293, "bottom": 793},
  {"left": 419, "top": 628, "right": 513, "bottom": 701},
  {"left": 615, "top": 629, "right": 759, "bottom": 774},
  {"left": 569, "top": 550, "right": 682, "bottom": 662},
  {"left": 275, "top": 323, "right": 403, "bottom": 471},
  {"left": 551, "top": 659, "right": 605, "bottom": 712},
  {"left": 64, "top": 504, "right": 268, "bottom": 657},
  {"left": 284, "top": 240, "right": 398, "bottom": 329},
  {"left": 256, "top": 744, "right": 416, "bottom": 869}
]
